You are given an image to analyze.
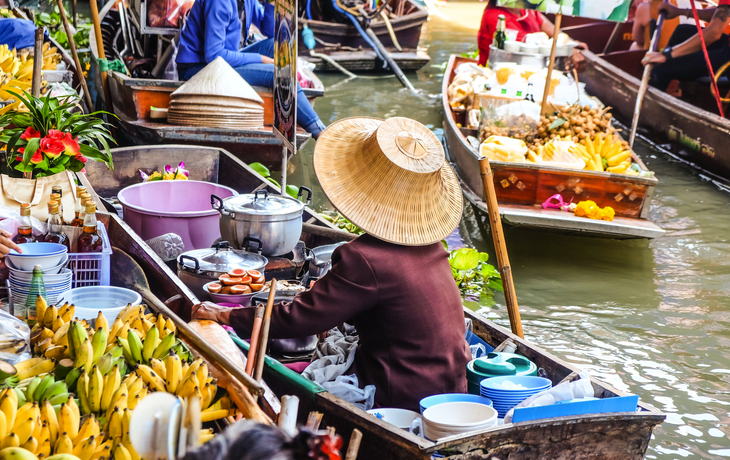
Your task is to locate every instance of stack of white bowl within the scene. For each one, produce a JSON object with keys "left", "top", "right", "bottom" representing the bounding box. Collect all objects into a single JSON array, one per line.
[
  {"left": 421, "top": 401, "right": 498, "bottom": 441},
  {"left": 5, "top": 243, "right": 71, "bottom": 307}
]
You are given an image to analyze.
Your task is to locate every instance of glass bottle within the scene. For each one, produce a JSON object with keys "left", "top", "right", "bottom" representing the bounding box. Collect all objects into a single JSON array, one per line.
[
  {"left": 51, "top": 185, "right": 63, "bottom": 219},
  {"left": 44, "top": 202, "right": 70, "bottom": 250},
  {"left": 71, "top": 186, "right": 87, "bottom": 227},
  {"left": 494, "top": 15, "right": 507, "bottom": 50},
  {"left": 13, "top": 203, "right": 36, "bottom": 244},
  {"left": 75, "top": 192, "right": 92, "bottom": 227},
  {"left": 23, "top": 265, "right": 46, "bottom": 324},
  {"left": 525, "top": 82, "right": 536, "bottom": 103},
  {"left": 78, "top": 201, "right": 102, "bottom": 253}
]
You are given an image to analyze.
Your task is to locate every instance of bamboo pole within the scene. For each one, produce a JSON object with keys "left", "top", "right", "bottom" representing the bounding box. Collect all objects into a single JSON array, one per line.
[
  {"left": 479, "top": 158, "right": 523, "bottom": 338},
  {"left": 539, "top": 13, "right": 562, "bottom": 116},
  {"left": 345, "top": 429, "right": 363, "bottom": 460},
  {"left": 253, "top": 280, "right": 277, "bottom": 383},
  {"left": 56, "top": 0, "right": 94, "bottom": 111},
  {"left": 31, "top": 28, "right": 43, "bottom": 97},
  {"left": 90, "top": 0, "right": 113, "bottom": 113},
  {"left": 245, "top": 304, "right": 265, "bottom": 376}
]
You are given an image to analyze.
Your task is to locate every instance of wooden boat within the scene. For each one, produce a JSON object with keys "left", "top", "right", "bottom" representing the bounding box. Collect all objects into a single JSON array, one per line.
[
  {"left": 82, "top": 144, "right": 348, "bottom": 278},
  {"left": 89, "top": 11, "right": 324, "bottom": 170},
  {"left": 298, "top": 0, "right": 430, "bottom": 72},
  {"left": 82, "top": 145, "right": 664, "bottom": 458},
  {"left": 559, "top": 17, "right": 730, "bottom": 186},
  {"left": 443, "top": 55, "right": 665, "bottom": 239}
]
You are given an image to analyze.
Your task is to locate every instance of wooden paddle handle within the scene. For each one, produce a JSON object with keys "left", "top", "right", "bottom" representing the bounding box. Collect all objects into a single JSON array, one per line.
[
  {"left": 245, "top": 305, "right": 265, "bottom": 376},
  {"left": 55, "top": 0, "right": 94, "bottom": 111},
  {"left": 138, "top": 288, "right": 265, "bottom": 395},
  {"left": 479, "top": 158, "right": 524, "bottom": 338},
  {"left": 254, "top": 280, "right": 277, "bottom": 383}
]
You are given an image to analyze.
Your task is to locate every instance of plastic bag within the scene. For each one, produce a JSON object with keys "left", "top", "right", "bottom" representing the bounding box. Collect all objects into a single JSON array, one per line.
[
  {"left": 321, "top": 374, "right": 376, "bottom": 411},
  {"left": 0, "top": 207, "right": 46, "bottom": 239},
  {"left": 147, "top": 0, "right": 193, "bottom": 27},
  {"left": 503, "top": 371, "right": 595, "bottom": 423},
  {"left": 479, "top": 136, "right": 528, "bottom": 163},
  {"left": 0, "top": 309, "right": 31, "bottom": 365}
]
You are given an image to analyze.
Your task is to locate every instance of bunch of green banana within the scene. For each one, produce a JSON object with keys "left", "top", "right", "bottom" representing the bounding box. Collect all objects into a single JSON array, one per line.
[{"left": 17, "top": 375, "right": 68, "bottom": 406}]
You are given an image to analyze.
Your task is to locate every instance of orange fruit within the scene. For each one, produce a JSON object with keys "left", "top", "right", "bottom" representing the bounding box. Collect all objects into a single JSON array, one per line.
[
  {"left": 228, "top": 268, "right": 247, "bottom": 277},
  {"left": 230, "top": 284, "right": 252, "bottom": 295},
  {"left": 222, "top": 277, "right": 243, "bottom": 286}
]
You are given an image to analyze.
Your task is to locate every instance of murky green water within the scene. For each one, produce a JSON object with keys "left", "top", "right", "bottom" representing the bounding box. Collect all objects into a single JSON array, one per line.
[{"left": 290, "top": 3, "right": 730, "bottom": 458}]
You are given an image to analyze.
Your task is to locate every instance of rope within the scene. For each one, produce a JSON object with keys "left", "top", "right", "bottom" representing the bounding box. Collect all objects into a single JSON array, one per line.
[{"left": 689, "top": 1, "right": 725, "bottom": 117}]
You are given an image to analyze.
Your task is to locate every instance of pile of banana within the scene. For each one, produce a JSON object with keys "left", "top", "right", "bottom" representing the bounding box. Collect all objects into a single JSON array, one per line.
[
  {"left": 0, "top": 299, "right": 239, "bottom": 460},
  {"left": 568, "top": 134, "right": 637, "bottom": 175},
  {"left": 0, "top": 43, "right": 64, "bottom": 113}
]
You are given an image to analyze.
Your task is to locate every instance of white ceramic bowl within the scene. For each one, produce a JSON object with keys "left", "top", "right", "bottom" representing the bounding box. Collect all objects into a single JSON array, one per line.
[
  {"left": 9, "top": 268, "right": 72, "bottom": 284},
  {"left": 5, "top": 252, "right": 68, "bottom": 275},
  {"left": 422, "top": 402, "right": 498, "bottom": 441},
  {"left": 367, "top": 408, "right": 420, "bottom": 430},
  {"left": 56, "top": 286, "right": 143, "bottom": 321},
  {"left": 520, "top": 43, "right": 539, "bottom": 54},
  {"left": 503, "top": 41, "right": 522, "bottom": 53},
  {"left": 539, "top": 44, "right": 553, "bottom": 55},
  {"left": 6, "top": 243, "right": 68, "bottom": 271}
]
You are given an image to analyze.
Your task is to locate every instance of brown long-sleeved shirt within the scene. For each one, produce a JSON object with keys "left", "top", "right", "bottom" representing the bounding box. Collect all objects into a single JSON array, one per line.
[{"left": 228, "top": 234, "right": 471, "bottom": 411}]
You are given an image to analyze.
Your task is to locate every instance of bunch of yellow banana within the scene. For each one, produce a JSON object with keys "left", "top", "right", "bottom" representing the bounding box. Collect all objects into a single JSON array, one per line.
[
  {"left": 0, "top": 42, "right": 62, "bottom": 103},
  {"left": 569, "top": 133, "right": 636, "bottom": 175}
]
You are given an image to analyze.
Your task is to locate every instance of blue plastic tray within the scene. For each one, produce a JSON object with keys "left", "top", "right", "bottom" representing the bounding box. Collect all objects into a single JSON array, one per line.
[{"left": 511, "top": 395, "right": 640, "bottom": 423}]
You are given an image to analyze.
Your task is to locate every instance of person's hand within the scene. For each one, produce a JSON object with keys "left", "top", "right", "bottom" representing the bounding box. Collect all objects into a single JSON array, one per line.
[
  {"left": 191, "top": 301, "right": 231, "bottom": 324},
  {"left": 657, "top": 3, "right": 682, "bottom": 19},
  {"left": 0, "top": 231, "right": 21, "bottom": 256},
  {"left": 571, "top": 41, "right": 587, "bottom": 73},
  {"left": 642, "top": 51, "right": 667, "bottom": 66},
  {"left": 261, "top": 55, "right": 274, "bottom": 64}
]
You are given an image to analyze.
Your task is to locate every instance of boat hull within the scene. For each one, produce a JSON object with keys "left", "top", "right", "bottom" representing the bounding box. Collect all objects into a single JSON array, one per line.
[
  {"left": 580, "top": 50, "right": 730, "bottom": 184},
  {"left": 442, "top": 55, "right": 664, "bottom": 239}
]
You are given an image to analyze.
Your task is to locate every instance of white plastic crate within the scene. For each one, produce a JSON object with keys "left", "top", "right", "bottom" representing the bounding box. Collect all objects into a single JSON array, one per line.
[{"left": 67, "top": 222, "right": 112, "bottom": 288}]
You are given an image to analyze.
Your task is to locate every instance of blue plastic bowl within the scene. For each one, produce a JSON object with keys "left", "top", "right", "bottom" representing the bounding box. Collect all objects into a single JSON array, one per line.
[
  {"left": 480, "top": 376, "right": 552, "bottom": 392},
  {"left": 10, "top": 243, "right": 67, "bottom": 256},
  {"left": 419, "top": 394, "right": 493, "bottom": 414},
  {"left": 6, "top": 243, "right": 68, "bottom": 271}
]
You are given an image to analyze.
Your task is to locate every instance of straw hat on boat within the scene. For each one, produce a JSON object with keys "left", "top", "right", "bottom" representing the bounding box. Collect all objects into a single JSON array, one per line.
[{"left": 313, "top": 116, "right": 463, "bottom": 246}]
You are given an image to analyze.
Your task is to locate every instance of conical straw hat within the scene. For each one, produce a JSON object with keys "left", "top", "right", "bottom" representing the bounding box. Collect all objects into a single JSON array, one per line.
[
  {"left": 313, "top": 116, "right": 463, "bottom": 246},
  {"left": 171, "top": 95, "right": 263, "bottom": 110},
  {"left": 172, "top": 57, "right": 264, "bottom": 104}
]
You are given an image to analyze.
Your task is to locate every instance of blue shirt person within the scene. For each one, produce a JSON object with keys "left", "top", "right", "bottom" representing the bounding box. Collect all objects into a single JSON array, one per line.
[{"left": 176, "top": 0, "right": 326, "bottom": 137}]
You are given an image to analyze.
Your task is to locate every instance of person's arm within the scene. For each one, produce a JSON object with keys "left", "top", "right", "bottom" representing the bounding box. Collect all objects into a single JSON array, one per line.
[
  {"left": 539, "top": 13, "right": 555, "bottom": 37},
  {"left": 643, "top": 5, "right": 730, "bottom": 64},
  {"left": 193, "top": 241, "right": 378, "bottom": 338},
  {"left": 659, "top": 2, "right": 717, "bottom": 23},
  {"left": 203, "top": 0, "right": 263, "bottom": 66},
  {"left": 631, "top": 3, "right": 651, "bottom": 51},
  {"left": 0, "top": 231, "right": 20, "bottom": 255},
  {"left": 250, "top": 2, "right": 275, "bottom": 38}
]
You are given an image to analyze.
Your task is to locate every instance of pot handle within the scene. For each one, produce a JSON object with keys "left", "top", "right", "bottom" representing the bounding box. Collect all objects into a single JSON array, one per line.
[
  {"left": 213, "top": 241, "right": 231, "bottom": 252},
  {"left": 297, "top": 186, "right": 312, "bottom": 205},
  {"left": 254, "top": 189, "right": 269, "bottom": 202},
  {"left": 178, "top": 255, "right": 200, "bottom": 271},
  {"left": 243, "top": 237, "right": 263, "bottom": 254},
  {"left": 304, "top": 247, "right": 314, "bottom": 262},
  {"left": 211, "top": 194, "right": 225, "bottom": 212}
]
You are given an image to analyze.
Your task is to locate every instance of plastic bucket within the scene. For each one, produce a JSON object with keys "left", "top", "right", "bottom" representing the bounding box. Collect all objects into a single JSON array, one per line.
[{"left": 118, "top": 181, "right": 237, "bottom": 250}]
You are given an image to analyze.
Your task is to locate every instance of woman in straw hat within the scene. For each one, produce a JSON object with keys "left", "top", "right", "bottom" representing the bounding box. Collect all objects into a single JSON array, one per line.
[
  {"left": 175, "top": 0, "right": 327, "bottom": 137},
  {"left": 190, "top": 117, "right": 471, "bottom": 411}
]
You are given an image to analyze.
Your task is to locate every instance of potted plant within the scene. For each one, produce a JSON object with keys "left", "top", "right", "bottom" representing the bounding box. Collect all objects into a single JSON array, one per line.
[{"left": 0, "top": 89, "right": 114, "bottom": 178}]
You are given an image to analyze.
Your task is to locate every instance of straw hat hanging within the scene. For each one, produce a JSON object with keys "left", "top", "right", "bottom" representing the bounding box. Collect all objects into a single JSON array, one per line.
[
  {"left": 167, "top": 57, "right": 265, "bottom": 129},
  {"left": 313, "top": 116, "right": 463, "bottom": 246}
]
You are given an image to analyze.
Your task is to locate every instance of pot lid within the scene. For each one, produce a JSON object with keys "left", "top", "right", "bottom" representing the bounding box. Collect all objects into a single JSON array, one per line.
[
  {"left": 223, "top": 189, "right": 305, "bottom": 216},
  {"left": 467, "top": 352, "right": 537, "bottom": 381},
  {"left": 179, "top": 241, "right": 267, "bottom": 273}
]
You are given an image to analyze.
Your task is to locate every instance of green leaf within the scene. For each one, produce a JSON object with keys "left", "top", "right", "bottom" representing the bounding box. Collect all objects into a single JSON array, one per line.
[
  {"left": 478, "top": 252, "right": 489, "bottom": 263},
  {"left": 35, "top": 156, "right": 49, "bottom": 171},
  {"left": 23, "top": 138, "right": 40, "bottom": 165},
  {"left": 480, "top": 263, "right": 499, "bottom": 279},
  {"left": 487, "top": 278, "right": 504, "bottom": 292},
  {"left": 249, "top": 162, "right": 271, "bottom": 178},
  {"left": 441, "top": 240, "right": 448, "bottom": 251},
  {"left": 548, "top": 117, "right": 567, "bottom": 131},
  {"left": 49, "top": 164, "right": 66, "bottom": 174},
  {"left": 449, "top": 248, "right": 480, "bottom": 271}
]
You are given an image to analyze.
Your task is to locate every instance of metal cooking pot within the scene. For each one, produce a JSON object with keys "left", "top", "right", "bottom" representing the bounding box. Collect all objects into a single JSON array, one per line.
[
  {"left": 177, "top": 240, "right": 268, "bottom": 299},
  {"left": 251, "top": 290, "right": 318, "bottom": 354},
  {"left": 212, "top": 188, "right": 312, "bottom": 257},
  {"left": 306, "top": 242, "right": 347, "bottom": 279}
]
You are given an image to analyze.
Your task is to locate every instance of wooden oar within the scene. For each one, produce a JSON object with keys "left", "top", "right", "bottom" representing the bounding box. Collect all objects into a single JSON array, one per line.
[
  {"left": 90, "top": 0, "right": 113, "bottom": 114},
  {"left": 629, "top": 0, "right": 668, "bottom": 149},
  {"left": 31, "top": 28, "right": 43, "bottom": 97},
  {"left": 244, "top": 304, "right": 266, "bottom": 376},
  {"left": 479, "top": 158, "right": 523, "bottom": 338},
  {"left": 253, "top": 279, "right": 277, "bottom": 383}
]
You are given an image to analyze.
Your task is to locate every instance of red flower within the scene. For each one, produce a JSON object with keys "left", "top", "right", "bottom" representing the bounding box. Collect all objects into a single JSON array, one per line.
[
  {"left": 74, "top": 153, "right": 87, "bottom": 164},
  {"left": 20, "top": 127, "right": 40, "bottom": 140},
  {"left": 30, "top": 151, "right": 43, "bottom": 164},
  {"left": 14, "top": 156, "right": 21, "bottom": 162},
  {"left": 62, "top": 133, "right": 80, "bottom": 156},
  {"left": 40, "top": 129, "right": 65, "bottom": 159},
  {"left": 80, "top": 167, "right": 86, "bottom": 173}
]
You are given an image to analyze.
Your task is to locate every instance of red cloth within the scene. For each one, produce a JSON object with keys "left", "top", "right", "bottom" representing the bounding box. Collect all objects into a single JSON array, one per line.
[
  {"left": 720, "top": 0, "right": 729, "bottom": 5},
  {"left": 477, "top": 6, "right": 544, "bottom": 66},
  {"left": 227, "top": 234, "right": 471, "bottom": 412}
]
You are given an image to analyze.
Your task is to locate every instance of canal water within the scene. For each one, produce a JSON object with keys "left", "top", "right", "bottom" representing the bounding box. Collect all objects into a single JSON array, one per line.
[{"left": 290, "top": 2, "right": 730, "bottom": 458}]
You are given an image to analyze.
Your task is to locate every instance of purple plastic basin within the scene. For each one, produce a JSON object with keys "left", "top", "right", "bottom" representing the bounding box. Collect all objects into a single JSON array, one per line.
[{"left": 118, "top": 181, "right": 237, "bottom": 250}]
